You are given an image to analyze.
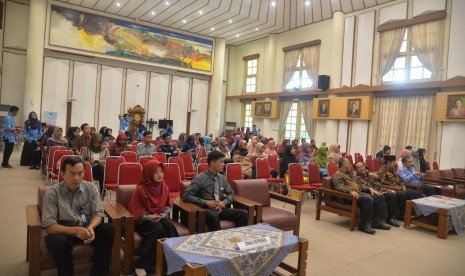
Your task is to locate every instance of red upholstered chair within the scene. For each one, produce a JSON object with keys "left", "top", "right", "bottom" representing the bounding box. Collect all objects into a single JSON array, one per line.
[
  {"left": 150, "top": 139, "right": 159, "bottom": 147},
  {"left": 163, "top": 163, "right": 183, "bottom": 199},
  {"left": 373, "top": 158, "right": 381, "bottom": 172},
  {"left": 104, "top": 156, "right": 125, "bottom": 197},
  {"left": 158, "top": 140, "right": 165, "bottom": 146},
  {"left": 452, "top": 168, "right": 465, "bottom": 179},
  {"left": 365, "top": 155, "right": 374, "bottom": 172},
  {"left": 288, "top": 164, "right": 317, "bottom": 200},
  {"left": 169, "top": 140, "right": 177, "bottom": 147},
  {"left": 232, "top": 179, "right": 302, "bottom": 235},
  {"left": 355, "top": 153, "right": 364, "bottom": 164},
  {"left": 433, "top": 161, "right": 439, "bottom": 170},
  {"left": 424, "top": 170, "right": 465, "bottom": 199},
  {"left": 50, "top": 150, "right": 73, "bottom": 184},
  {"left": 26, "top": 186, "right": 121, "bottom": 276},
  {"left": 255, "top": 158, "right": 283, "bottom": 186},
  {"left": 316, "top": 177, "right": 359, "bottom": 231},
  {"left": 113, "top": 185, "right": 197, "bottom": 275},
  {"left": 168, "top": 157, "right": 191, "bottom": 185},
  {"left": 426, "top": 161, "right": 431, "bottom": 170},
  {"left": 118, "top": 163, "right": 143, "bottom": 186},
  {"left": 307, "top": 163, "right": 323, "bottom": 188},
  {"left": 198, "top": 157, "right": 208, "bottom": 164},
  {"left": 83, "top": 162, "right": 94, "bottom": 183},
  {"left": 151, "top": 152, "right": 167, "bottom": 163},
  {"left": 131, "top": 141, "right": 139, "bottom": 147},
  {"left": 346, "top": 154, "right": 354, "bottom": 166},
  {"left": 327, "top": 162, "right": 338, "bottom": 177},
  {"left": 121, "top": 151, "right": 137, "bottom": 163},
  {"left": 196, "top": 147, "right": 207, "bottom": 160},
  {"left": 179, "top": 152, "right": 197, "bottom": 179},
  {"left": 341, "top": 152, "right": 347, "bottom": 157},
  {"left": 268, "top": 154, "right": 280, "bottom": 172},
  {"left": 139, "top": 156, "right": 156, "bottom": 167},
  {"left": 197, "top": 163, "right": 209, "bottom": 174},
  {"left": 45, "top": 146, "right": 66, "bottom": 182},
  {"left": 225, "top": 163, "right": 243, "bottom": 186},
  {"left": 294, "top": 149, "right": 301, "bottom": 159}
]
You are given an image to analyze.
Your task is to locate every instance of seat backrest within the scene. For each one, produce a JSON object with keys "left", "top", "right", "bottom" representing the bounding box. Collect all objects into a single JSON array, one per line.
[
  {"left": 452, "top": 168, "right": 465, "bottom": 177},
  {"left": 197, "top": 163, "right": 209, "bottom": 174},
  {"left": 288, "top": 163, "right": 305, "bottom": 187},
  {"left": 256, "top": 158, "right": 271, "bottom": 179},
  {"left": 163, "top": 163, "right": 181, "bottom": 193},
  {"left": 179, "top": 153, "right": 195, "bottom": 173},
  {"left": 169, "top": 140, "right": 177, "bottom": 147},
  {"left": 328, "top": 162, "right": 338, "bottom": 177},
  {"left": 355, "top": 153, "right": 364, "bottom": 163},
  {"left": 268, "top": 154, "right": 279, "bottom": 171},
  {"left": 294, "top": 149, "right": 301, "bottom": 159},
  {"left": 139, "top": 156, "right": 156, "bottom": 167},
  {"left": 232, "top": 179, "right": 270, "bottom": 207},
  {"left": 346, "top": 155, "right": 354, "bottom": 166},
  {"left": 38, "top": 186, "right": 50, "bottom": 216},
  {"left": 322, "top": 176, "right": 333, "bottom": 204},
  {"left": 118, "top": 162, "right": 143, "bottom": 185},
  {"left": 150, "top": 140, "right": 159, "bottom": 147},
  {"left": 169, "top": 157, "right": 186, "bottom": 180},
  {"left": 196, "top": 147, "right": 207, "bottom": 159},
  {"left": 225, "top": 163, "right": 243, "bottom": 185},
  {"left": 158, "top": 140, "right": 165, "bottom": 146},
  {"left": 425, "top": 170, "right": 441, "bottom": 180},
  {"left": 104, "top": 156, "right": 125, "bottom": 184},
  {"left": 121, "top": 151, "right": 137, "bottom": 162},
  {"left": 116, "top": 184, "right": 137, "bottom": 209},
  {"left": 47, "top": 146, "right": 67, "bottom": 172},
  {"left": 433, "top": 161, "right": 439, "bottom": 170},
  {"left": 307, "top": 163, "right": 321, "bottom": 184},
  {"left": 365, "top": 157, "right": 374, "bottom": 172},
  {"left": 132, "top": 141, "right": 139, "bottom": 146},
  {"left": 180, "top": 181, "right": 189, "bottom": 196},
  {"left": 439, "top": 169, "right": 455, "bottom": 179},
  {"left": 84, "top": 162, "right": 93, "bottom": 182},
  {"left": 152, "top": 152, "right": 167, "bottom": 163},
  {"left": 53, "top": 150, "right": 73, "bottom": 174},
  {"left": 198, "top": 157, "right": 208, "bottom": 164},
  {"left": 426, "top": 161, "right": 431, "bottom": 170},
  {"left": 58, "top": 155, "right": 82, "bottom": 181},
  {"left": 373, "top": 158, "right": 381, "bottom": 172}
]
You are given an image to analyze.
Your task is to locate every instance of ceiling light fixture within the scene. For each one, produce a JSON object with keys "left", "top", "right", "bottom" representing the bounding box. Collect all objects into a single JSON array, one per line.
[
  {"left": 305, "top": 1, "right": 310, "bottom": 6},
  {"left": 271, "top": 2, "right": 276, "bottom": 6},
  {"left": 116, "top": 2, "right": 121, "bottom": 7},
  {"left": 236, "top": 34, "right": 240, "bottom": 37},
  {"left": 229, "top": 19, "right": 233, "bottom": 23},
  {"left": 182, "top": 19, "right": 187, "bottom": 23},
  {"left": 198, "top": 10, "right": 203, "bottom": 15},
  {"left": 255, "top": 27, "right": 259, "bottom": 31},
  {"left": 165, "top": 1, "right": 170, "bottom": 5},
  {"left": 211, "top": 27, "right": 215, "bottom": 31},
  {"left": 151, "top": 11, "right": 155, "bottom": 15}
]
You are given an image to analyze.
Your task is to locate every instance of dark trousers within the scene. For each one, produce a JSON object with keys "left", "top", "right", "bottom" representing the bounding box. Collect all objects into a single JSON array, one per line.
[
  {"left": 135, "top": 218, "right": 179, "bottom": 272},
  {"left": 2, "top": 141, "right": 14, "bottom": 167},
  {"left": 205, "top": 208, "right": 248, "bottom": 232},
  {"left": 422, "top": 185, "right": 441, "bottom": 196},
  {"left": 357, "top": 193, "right": 387, "bottom": 226},
  {"left": 395, "top": 191, "right": 408, "bottom": 219},
  {"left": 92, "top": 164, "right": 104, "bottom": 195},
  {"left": 45, "top": 223, "right": 115, "bottom": 276},
  {"left": 406, "top": 188, "right": 422, "bottom": 200}
]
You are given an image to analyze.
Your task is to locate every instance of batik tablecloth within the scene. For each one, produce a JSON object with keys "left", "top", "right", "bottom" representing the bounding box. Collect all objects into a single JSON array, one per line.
[
  {"left": 163, "top": 224, "right": 299, "bottom": 276},
  {"left": 412, "top": 195, "right": 465, "bottom": 234}
]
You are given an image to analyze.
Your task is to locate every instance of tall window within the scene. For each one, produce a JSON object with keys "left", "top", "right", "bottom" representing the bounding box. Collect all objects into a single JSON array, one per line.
[
  {"left": 285, "top": 54, "right": 314, "bottom": 90},
  {"left": 244, "top": 56, "right": 258, "bottom": 93},
  {"left": 284, "top": 103, "right": 310, "bottom": 140},
  {"left": 383, "top": 31, "right": 431, "bottom": 82},
  {"left": 243, "top": 103, "right": 253, "bottom": 128}
]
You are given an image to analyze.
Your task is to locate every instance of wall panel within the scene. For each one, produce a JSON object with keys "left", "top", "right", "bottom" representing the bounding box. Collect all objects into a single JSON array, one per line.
[
  {"left": 190, "top": 79, "right": 209, "bottom": 135},
  {"left": 341, "top": 16, "right": 355, "bottom": 87},
  {"left": 41, "top": 57, "right": 69, "bottom": 128},
  {"left": 71, "top": 62, "right": 97, "bottom": 127},
  {"left": 447, "top": 0, "right": 465, "bottom": 79},
  {"left": 1, "top": 53, "right": 27, "bottom": 123},
  {"left": 125, "top": 69, "right": 147, "bottom": 111},
  {"left": 379, "top": 2, "right": 407, "bottom": 25},
  {"left": 349, "top": 120, "right": 368, "bottom": 156},
  {"left": 3, "top": 1, "right": 29, "bottom": 49},
  {"left": 413, "top": 0, "right": 445, "bottom": 17},
  {"left": 98, "top": 66, "right": 123, "bottom": 132},
  {"left": 354, "top": 11, "right": 375, "bottom": 86},
  {"left": 439, "top": 122, "right": 465, "bottom": 169},
  {"left": 148, "top": 73, "right": 170, "bottom": 125},
  {"left": 169, "top": 76, "right": 189, "bottom": 138},
  {"left": 337, "top": 120, "right": 348, "bottom": 152}
]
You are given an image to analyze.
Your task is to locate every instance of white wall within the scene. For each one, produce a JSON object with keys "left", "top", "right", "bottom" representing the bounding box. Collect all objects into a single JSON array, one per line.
[
  {"left": 71, "top": 62, "right": 97, "bottom": 127},
  {"left": 124, "top": 69, "right": 147, "bottom": 111},
  {"left": 169, "top": 76, "right": 190, "bottom": 137},
  {"left": 349, "top": 120, "right": 369, "bottom": 156},
  {"left": 447, "top": 0, "right": 465, "bottom": 79},
  {"left": 41, "top": 57, "right": 69, "bottom": 128},
  {"left": 439, "top": 122, "right": 465, "bottom": 169},
  {"left": 190, "top": 79, "right": 209, "bottom": 135},
  {"left": 147, "top": 73, "right": 170, "bottom": 123},
  {"left": 3, "top": 1, "right": 29, "bottom": 49},
  {"left": 98, "top": 66, "right": 123, "bottom": 132}
]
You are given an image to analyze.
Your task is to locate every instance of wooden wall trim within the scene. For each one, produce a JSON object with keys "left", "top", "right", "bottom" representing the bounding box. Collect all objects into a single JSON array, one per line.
[
  {"left": 282, "top": 39, "right": 321, "bottom": 52},
  {"left": 242, "top": 54, "right": 260, "bottom": 61},
  {"left": 377, "top": 11, "right": 446, "bottom": 32}
]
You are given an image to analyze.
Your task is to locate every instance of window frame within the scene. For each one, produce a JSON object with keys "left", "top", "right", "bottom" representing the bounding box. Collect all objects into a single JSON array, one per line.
[
  {"left": 284, "top": 53, "right": 314, "bottom": 91},
  {"left": 283, "top": 102, "right": 310, "bottom": 141},
  {"left": 243, "top": 54, "right": 259, "bottom": 94},
  {"left": 242, "top": 102, "right": 253, "bottom": 129}
]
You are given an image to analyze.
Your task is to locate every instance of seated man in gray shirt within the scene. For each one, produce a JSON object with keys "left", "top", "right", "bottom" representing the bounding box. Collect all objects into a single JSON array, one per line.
[
  {"left": 183, "top": 151, "right": 248, "bottom": 231},
  {"left": 42, "top": 156, "right": 114, "bottom": 276}
]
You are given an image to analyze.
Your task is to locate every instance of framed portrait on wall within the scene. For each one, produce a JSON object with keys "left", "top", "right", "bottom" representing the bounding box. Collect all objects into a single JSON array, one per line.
[
  {"left": 447, "top": 94, "right": 465, "bottom": 119},
  {"left": 347, "top": 99, "right": 361, "bottom": 118},
  {"left": 318, "top": 100, "right": 330, "bottom": 117},
  {"left": 255, "top": 102, "right": 263, "bottom": 116},
  {"left": 262, "top": 102, "right": 272, "bottom": 117}
]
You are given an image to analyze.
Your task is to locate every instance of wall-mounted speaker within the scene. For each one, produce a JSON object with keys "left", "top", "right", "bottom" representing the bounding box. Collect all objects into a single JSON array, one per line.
[{"left": 318, "top": 75, "right": 330, "bottom": 90}]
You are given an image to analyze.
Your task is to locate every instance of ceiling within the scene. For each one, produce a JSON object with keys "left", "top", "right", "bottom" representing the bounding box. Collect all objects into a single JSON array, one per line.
[{"left": 56, "top": 0, "right": 395, "bottom": 45}]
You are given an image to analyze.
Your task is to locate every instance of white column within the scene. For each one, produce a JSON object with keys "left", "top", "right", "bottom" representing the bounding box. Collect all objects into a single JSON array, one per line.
[
  {"left": 263, "top": 34, "right": 277, "bottom": 92},
  {"left": 207, "top": 38, "right": 226, "bottom": 135},
  {"left": 330, "top": 11, "right": 344, "bottom": 88},
  {"left": 23, "top": 0, "right": 47, "bottom": 118}
]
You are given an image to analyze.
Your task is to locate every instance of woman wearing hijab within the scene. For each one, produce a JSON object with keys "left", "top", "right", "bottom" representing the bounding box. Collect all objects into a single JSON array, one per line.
[
  {"left": 327, "top": 144, "right": 342, "bottom": 163},
  {"left": 278, "top": 139, "right": 290, "bottom": 156},
  {"left": 66, "top": 127, "right": 80, "bottom": 149},
  {"left": 291, "top": 139, "right": 299, "bottom": 150},
  {"left": 182, "top": 135, "right": 198, "bottom": 159},
  {"left": 397, "top": 149, "right": 411, "bottom": 169},
  {"left": 250, "top": 142, "right": 267, "bottom": 164},
  {"left": 202, "top": 135, "right": 213, "bottom": 152},
  {"left": 21, "top": 111, "right": 42, "bottom": 168},
  {"left": 177, "top": 132, "right": 186, "bottom": 149},
  {"left": 128, "top": 160, "right": 178, "bottom": 276},
  {"left": 46, "top": 126, "right": 69, "bottom": 152},
  {"left": 298, "top": 142, "right": 315, "bottom": 170},
  {"left": 411, "top": 148, "right": 428, "bottom": 172},
  {"left": 98, "top": 126, "right": 107, "bottom": 136},
  {"left": 315, "top": 146, "right": 329, "bottom": 176},
  {"left": 108, "top": 132, "right": 129, "bottom": 156},
  {"left": 279, "top": 145, "right": 298, "bottom": 178},
  {"left": 230, "top": 135, "right": 242, "bottom": 157},
  {"left": 82, "top": 133, "right": 109, "bottom": 196},
  {"left": 103, "top": 128, "right": 115, "bottom": 142},
  {"left": 215, "top": 137, "right": 231, "bottom": 161},
  {"left": 233, "top": 140, "right": 253, "bottom": 178},
  {"left": 264, "top": 139, "right": 278, "bottom": 156}
]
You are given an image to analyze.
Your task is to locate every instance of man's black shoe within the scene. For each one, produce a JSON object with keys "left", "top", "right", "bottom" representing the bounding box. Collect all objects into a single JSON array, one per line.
[
  {"left": 386, "top": 218, "right": 400, "bottom": 227},
  {"left": 2, "top": 164, "right": 13, "bottom": 169},
  {"left": 371, "top": 222, "right": 391, "bottom": 230},
  {"left": 358, "top": 225, "right": 376, "bottom": 234}
]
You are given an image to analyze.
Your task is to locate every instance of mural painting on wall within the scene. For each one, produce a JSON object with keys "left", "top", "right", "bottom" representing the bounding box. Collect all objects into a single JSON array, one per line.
[
  {"left": 347, "top": 99, "right": 361, "bottom": 118},
  {"left": 49, "top": 5, "right": 213, "bottom": 73},
  {"left": 318, "top": 100, "right": 329, "bottom": 117},
  {"left": 128, "top": 105, "right": 146, "bottom": 140},
  {"left": 447, "top": 94, "right": 465, "bottom": 119}
]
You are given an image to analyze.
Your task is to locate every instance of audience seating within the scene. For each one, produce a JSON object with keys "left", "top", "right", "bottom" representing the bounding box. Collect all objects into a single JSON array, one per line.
[
  {"left": 198, "top": 157, "right": 208, "bottom": 164},
  {"left": 139, "top": 156, "right": 156, "bottom": 167},
  {"left": 168, "top": 157, "right": 191, "bottom": 184},
  {"left": 327, "top": 162, "right": 338, "bottom": 177},
  {"left": 295, "top": 149, "right": 301, "bottom": 159},
  {"left": 163, "top": 163, "right": 183, "bottom": 199},
  {"left": 151, "top": 152, "right": 167, "bottom": 163},
  {"left": 196, "top": 163, "right": 209, "bottom": 174},
  {"left": 113, "top": 185, "right": 197, "bottom": 275},
  {"left": 346, "top": 155, "right": 354, "bottom": 166},
  {"left": 307, "top": 163, "right": 324, "bottom": 188},
  {"left": 225, "top": 163, "right": 243, "bottom": 186},
  {"left": 365, "top": 155, "right": 374, "bottom": 172},
  {"left": 433, "top": 161, "right": 439, "bottom": 170},
  {"left": 267, "top": 154, "right": 280, "bottom": 172},
  {"left": 426, "top": 161, "right": 431, "bottom": 170},
  {"left": 232, "top": 179, "right": 302, "bottom": 235},
  {"left": 354, "top": 153, "right": 364, "bottom": 164},
  {"left": 178, "top": 153, "right": 197, "bottom": 178},
  {"left": 288, "top": 164, "right": 317, "bottom": 200},
  {"left": 26, "top": 186, "right": 121, "bottom": 276},
  {"left": 150, "top": 140, "right": 159, "bottom": 147},
  {"left": 424, "top": 170, "right": 465, "bottom": 199},
  {"left": 118, "top": 163, "right": 143, "bottom": 185},
  {"left": 373, "top": 158, "right": 381, "bottom": 172},
  {"left": 255, "top": 158, "right": 283, "bottom": 186},
  {"left": 120, "top": 151, "right": 137, "bottom": 163},
  {"left": 103, "top": 156, "right": 125, "bottom": 198},
  {"left": 45, "top": 146, "right": 66, "bottom": 182},
  {"left": 440, "top": 169, "right": 465, "bottom": 183},
  {"left": 452, "top": 168, "right": 465, "bottom": 179},
  {"left": 196, "top": 147, "right": 207, "bottom": 160},
  {"left": 316, "top": 177, "right": 358, "bottom": 231}
]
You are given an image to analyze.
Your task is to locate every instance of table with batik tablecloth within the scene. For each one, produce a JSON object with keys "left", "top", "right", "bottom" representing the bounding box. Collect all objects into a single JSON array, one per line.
[
  {"left": 404, "top": 195, "right": 465, "bottom": 239},
  {"left": 156, "top": 224, "right": 308, "bottom": 276}
]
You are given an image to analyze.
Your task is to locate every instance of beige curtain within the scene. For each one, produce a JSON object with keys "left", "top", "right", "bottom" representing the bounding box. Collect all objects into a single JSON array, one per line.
[
  {"left": 299, "top": 100, "right": 314, "bottom": 138},
  {"left": 378, "top": 27, "right": 406, "bottom": 84},
  {"left": 283, "top": 49, "right": 300, "bottom": 89},
  {"left": 278, "top": 101, "right": 292, "bottom": 143},
  {"left": 371, "top": 95, "right": 437, "bottom": 162},
  {"left": 410, "top": 20, "right": 445, "bottom": 80},
  {"left": 301, "top": 45, "right": 320, "bottom": 89}
]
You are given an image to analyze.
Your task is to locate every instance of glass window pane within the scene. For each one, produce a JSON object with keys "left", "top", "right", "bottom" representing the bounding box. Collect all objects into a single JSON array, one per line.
[
  {"left": 383, "top": 70, "right": 393, "bottom": 82},
  {"left": 302, "top": 79, "right": 313, "bottom": 88},
  {"left": 424, "top": 68, "right": 432, "bottom": 79},
  {"left": 410, "top": 67, "right": 423, "bottom": 80},
  {"left": 411, "top": 55, "right": 422, "bottom": 67},
  {"left": 251, "top": 67, "right": 257, "bottom": 75},
  {"left": 394, "top": 57, "right": 406, "bottom": 69},
  {"left": 393, "top": 69, "right": 406, "bottom": 81},
  {"left": 399, "top": 40, "right": 407, "bottom": 53},
  {"left": 252, "top": 59, "right": 257, "bottom": 67},
  {"left": 247, "top": 67, "right": 253, "bottom": 75},
  {"left": 251, "top": 78, "right": 256, "bottom": 85},
  {"left": 247, "top": 60, "right": 253, "bottom": 67},
  {"left": 251, "top": 85, "right": 256, "bottom": 92}
]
